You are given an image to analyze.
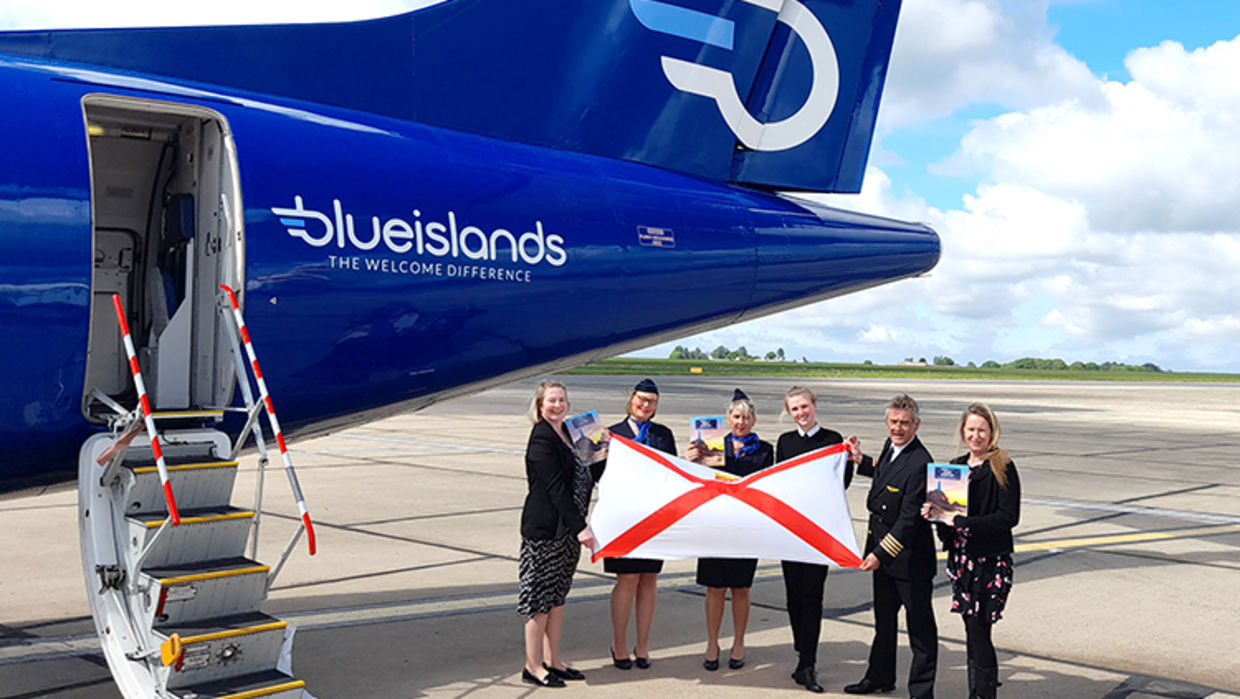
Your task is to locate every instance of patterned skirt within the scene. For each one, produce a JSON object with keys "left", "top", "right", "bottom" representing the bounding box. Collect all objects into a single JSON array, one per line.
[
  {"left": 517, "top": 534, "right": 581, "bottom": 617},
  {"left": 945, "top": 528, "right": 1013, "bottom": 623}
]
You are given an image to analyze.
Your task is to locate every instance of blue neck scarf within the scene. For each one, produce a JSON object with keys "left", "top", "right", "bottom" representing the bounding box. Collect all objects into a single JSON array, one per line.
[
  {"left": 631, "top": 419, "right": 651, "bottom": 445},
  {"left": 732, "top": 432, "right": 759, "bottom": 458}
]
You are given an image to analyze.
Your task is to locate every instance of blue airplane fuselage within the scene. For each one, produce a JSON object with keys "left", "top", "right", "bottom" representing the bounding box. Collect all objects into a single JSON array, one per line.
[{"left": 0, "top": 20, "right": 938, "bottom": 487}]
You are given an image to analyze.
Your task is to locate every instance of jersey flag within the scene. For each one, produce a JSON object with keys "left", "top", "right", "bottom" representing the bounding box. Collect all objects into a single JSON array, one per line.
[{"left": 590, "top": 434, "right": 862, "bottom": 567}]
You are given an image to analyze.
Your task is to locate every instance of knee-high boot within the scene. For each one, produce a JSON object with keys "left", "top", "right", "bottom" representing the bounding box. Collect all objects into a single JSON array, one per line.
[{"left": 973, "top": 665, "right": 998, "bottom": 699}]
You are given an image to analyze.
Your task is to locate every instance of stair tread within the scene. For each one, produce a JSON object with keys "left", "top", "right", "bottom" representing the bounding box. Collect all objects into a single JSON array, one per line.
[
  {"left": 127, "top": 459, "right": 239, "bottom": 474},
  {"left": 128, "top": 506, "right": 254, "bottom": 526},
  {"left": 143, "top": 556, "right": 267, "bottom": 580},
  {"left": 156, "top": 611, "right": 284, "bottom": 638},
  {"left": 170, "top": 669, "right": 303, "bottom": 698},
  {"left": 122, "top": 454, "right": 233, "bottom": 468}
]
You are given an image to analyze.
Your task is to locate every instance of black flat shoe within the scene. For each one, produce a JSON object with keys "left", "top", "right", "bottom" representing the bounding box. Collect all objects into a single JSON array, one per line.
[
  {"left": 843, "top": 677, "right": 896, "bottom": 694},
  {"left": 610, "top": 647, "right": 632, "bottom": 670},
  {"left": 522, "top": 668, "right": 566, "bottom": 688},
  {"left": 792, "top": 666, "right": 825, "bottom": 693},
  {"left": 703, "top": 654, "right": 719, "bottom": 671},
  {"left": 633, "top": 647, "right": 651, "bottom": 669},
  {"left": 728, "top": 656, "right": 745, "bottom": 670},
  {"left": 543, "top": 663, "right": 584, "bottom": 681}
]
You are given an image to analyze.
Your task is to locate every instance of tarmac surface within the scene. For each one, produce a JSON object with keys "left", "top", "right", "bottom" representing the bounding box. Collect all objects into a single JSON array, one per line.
[{"left": 3, "top": 376, "right": 1240, "bottom": 698}]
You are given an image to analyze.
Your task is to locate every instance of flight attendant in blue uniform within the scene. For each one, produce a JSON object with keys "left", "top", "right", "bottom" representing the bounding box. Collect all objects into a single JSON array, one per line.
[
  {"left": 595, "top": 379, "right": 677, "bottom": 670},
  {"left": 688, "top": 388, "right": 773, "bottom": 672}
]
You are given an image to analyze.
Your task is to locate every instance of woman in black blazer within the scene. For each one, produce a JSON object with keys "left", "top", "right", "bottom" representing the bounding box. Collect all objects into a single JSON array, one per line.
[
  {"left": 687, "top": 388, "right": 773, "bottom": 672},
  {"left": 518, "top": 380, "right": 595, "bottom": 688},
  {"left": 594, "top": 378, "right": 677, "bottom": 670},
  {"left": 923, "top": 403, "right": 1020, "bottom": 699}
]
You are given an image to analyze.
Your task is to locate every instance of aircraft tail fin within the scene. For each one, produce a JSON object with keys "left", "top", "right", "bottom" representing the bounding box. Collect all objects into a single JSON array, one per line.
[{"left": 0, "top": 0, "right": 901, "bottom": 193}]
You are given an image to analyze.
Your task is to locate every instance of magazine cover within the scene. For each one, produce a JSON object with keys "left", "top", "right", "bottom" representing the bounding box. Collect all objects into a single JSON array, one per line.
[
  {"left": 925, "top": 463, "right": 969, "bottom": 523},
  {"left": 689, "top": 415, "right": 727, "bottom": 468},
  {"left": 566, "top": 410, "right": 609, "bottom": 465}
]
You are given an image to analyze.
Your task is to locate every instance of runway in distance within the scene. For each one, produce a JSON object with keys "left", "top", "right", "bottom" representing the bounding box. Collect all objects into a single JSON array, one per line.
[{"left": 0, "top": 0, "right": 939, "bottom": 490}]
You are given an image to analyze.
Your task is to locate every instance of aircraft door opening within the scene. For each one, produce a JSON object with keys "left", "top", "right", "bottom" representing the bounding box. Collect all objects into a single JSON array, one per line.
[{"left": 81, "top": 97, "right": 244, "bottom": 420}]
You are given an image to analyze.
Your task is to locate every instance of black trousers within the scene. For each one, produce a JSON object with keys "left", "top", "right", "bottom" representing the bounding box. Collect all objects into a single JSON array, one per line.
[
  {"left": 781, "top": 560, "right": 829, "bottom": 669},
  {"left": 865, "top": 569, "right": 937, "bottom": 699}
]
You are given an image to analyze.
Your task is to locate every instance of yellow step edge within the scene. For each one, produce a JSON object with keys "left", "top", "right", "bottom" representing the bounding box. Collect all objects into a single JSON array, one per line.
[
  {"left": 144, "top": 511, "right": 254, "bottom": 529},
  {"left": 218, "top": 680, "right": 306, "bottom": 699},
  {"left": 149, "top": 410, "right": 225, "bottom": 420},
  {"left": 159, "top": 565, "right": 270, "bottom": 586},
  {"left": 132, "top": 461, "right": 238, "bottom": 475},
  {"left": 178, "top": 620, "right": 288, "bottom": 646}
]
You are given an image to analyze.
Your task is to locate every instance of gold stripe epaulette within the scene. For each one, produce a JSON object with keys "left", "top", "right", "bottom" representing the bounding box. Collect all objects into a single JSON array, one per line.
[{"left": 879, "top": 533, "right": 904, "bottom": 558}]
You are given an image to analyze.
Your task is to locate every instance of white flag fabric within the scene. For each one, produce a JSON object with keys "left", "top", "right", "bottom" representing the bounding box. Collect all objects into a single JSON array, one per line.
[{"left": 590, "top": 434, "right": 862, "bottom": 567}]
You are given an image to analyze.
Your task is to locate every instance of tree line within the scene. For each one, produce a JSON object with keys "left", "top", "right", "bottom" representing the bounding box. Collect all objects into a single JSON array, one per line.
[
  {"left": 669, "top": 345, "right": 786, "bottom": 361},
  {"left": 669, "top": 345, "right": 1163, "bottom": 372}
]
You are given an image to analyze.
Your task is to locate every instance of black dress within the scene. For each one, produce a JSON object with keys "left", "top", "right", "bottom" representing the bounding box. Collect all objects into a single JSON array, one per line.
[
  {"left": 598, "top": 418, "right": 678, "bottom": 575},
  {"left": 695, "top": 436, "right": 774, "bottom": 588},
  {"left": 517, "top": 420, "right": 593, "bottom": 617}
]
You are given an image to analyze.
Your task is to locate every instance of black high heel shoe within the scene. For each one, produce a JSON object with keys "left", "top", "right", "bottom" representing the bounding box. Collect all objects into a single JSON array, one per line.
[
  {"left": 703, "top": 651, "right": 720, "bottom": 671},
  {"left": 521, "top": 668, "right": 566, "bottom": 687},
  {"left": 610, "top": 647, "right": 633, "bottom": 670},
  {"left": 633, "top": 646, "right": 651, "bottom": 670}
]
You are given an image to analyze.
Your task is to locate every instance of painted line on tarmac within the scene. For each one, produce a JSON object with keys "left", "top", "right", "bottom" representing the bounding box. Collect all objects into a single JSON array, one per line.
[
  {"left": 1011, "top": 522, "right": 1240, "bottom": 554},
  {"left": 325, "top": 434, "right": 524, "bottom": 455},
  {"left": 1024, "top": 496, "right": 1240, "bottom": 525}
]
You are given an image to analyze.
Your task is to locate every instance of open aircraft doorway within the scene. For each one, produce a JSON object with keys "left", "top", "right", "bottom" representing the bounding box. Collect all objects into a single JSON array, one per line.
[{"left": 82, "top": 97, "right": 244, "bottom": 421}]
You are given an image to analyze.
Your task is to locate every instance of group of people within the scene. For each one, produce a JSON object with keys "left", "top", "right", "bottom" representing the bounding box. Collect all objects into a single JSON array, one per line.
[{"left": 518, "top": 378, "right": 1021, "bottom": 699}]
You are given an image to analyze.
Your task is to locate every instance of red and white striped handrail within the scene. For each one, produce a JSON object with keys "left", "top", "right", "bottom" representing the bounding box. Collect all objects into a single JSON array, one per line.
[
  {"left": 219, "top": 285, "right": 317, "bottom": 556},
  {"left": 111, "top": 294, "right": 181, "bottom": 525}
]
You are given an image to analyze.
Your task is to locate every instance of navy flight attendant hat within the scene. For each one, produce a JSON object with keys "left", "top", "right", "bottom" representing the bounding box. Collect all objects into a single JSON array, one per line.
[
  {"left": 634, "top": 378, "right": 659, "bottom": 395},
  {"left": 732, "top": 388, "right": 748, "bottom": 401}
]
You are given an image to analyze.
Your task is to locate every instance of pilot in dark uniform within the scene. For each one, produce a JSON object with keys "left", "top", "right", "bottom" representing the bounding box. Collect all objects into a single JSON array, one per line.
[{"left": 844, "top": 394, "right": 938, "bottom": 699}]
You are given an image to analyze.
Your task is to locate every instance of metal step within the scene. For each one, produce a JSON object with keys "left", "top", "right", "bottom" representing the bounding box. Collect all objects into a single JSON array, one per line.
[
  {"left": 170, "top": 669, "right": 305, "bottom": 699},
  {"left": 141, "top": 557, "right": 270, "bottom": 626},
  {"left": 156, "top": 612, "right": 289, "bottom": 690},
  {"left": 124, "top": 460, "right": 239, "bottom": 514},
  {"left": 150, "top": 410, "right": 226, "bottom": 423},
  {"left": 127, "top": 507, "right": 254, "bottom": 568}
]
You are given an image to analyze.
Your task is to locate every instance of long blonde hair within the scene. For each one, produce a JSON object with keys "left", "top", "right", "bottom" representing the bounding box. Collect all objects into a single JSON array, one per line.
[
  {"left": 957, "top": 402, "right": 1010, "bottom": 489},
  {"left": 527, "top": 380, "right": 568, "bottom": 424}
]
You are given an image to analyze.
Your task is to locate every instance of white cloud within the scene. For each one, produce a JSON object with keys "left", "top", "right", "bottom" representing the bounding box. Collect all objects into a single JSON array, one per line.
[
  {"left": 859, "top": 324, "right": 900, "bottom": 343},
  {"left": 690, "top": 24, "right": 1240, "bottom": 371},
  {"left": 881, "top": 0, "right": 1100, "bottom": 128},
  {"left": 938, "top": 35, "right": 1240, "bottom": 234}
]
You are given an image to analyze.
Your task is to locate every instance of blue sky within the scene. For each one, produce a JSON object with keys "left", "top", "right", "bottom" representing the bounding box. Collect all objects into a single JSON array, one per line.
[
  {"left": 654, "top": 0, "right": 1240, "bottom": 372},
  {"left": 3, "top": 1, "right": 1239, "bottom": 372}
]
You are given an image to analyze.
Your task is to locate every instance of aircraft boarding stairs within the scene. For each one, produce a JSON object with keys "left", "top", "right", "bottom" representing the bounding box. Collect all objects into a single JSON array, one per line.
[{"left": 79, "top": 287, "right": 315, "bottom": 699}]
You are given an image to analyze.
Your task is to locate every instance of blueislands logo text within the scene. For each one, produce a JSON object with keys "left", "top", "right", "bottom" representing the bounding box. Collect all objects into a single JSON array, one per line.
[{"left": 272, "top": 196, "right": 567, "bottom": 282}]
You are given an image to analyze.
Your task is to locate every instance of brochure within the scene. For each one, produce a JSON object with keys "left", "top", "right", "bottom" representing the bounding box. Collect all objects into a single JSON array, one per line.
[
  {"left": 690, "top": 415, "right": 727, "bottom": 468},
  {"left": 925, "top": 462, "right": 969, "bottom": 523},
  {"left": 566, "top": 410, "right": 609, "bottom": 465}
]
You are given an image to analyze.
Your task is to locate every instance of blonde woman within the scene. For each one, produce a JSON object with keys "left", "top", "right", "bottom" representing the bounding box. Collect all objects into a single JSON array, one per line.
[
  {"left": 922, "top": 403, "right": 1021, "bottom": 699},
  {"left": 518, "top": 380, "right": 595, "bottom": 687}
]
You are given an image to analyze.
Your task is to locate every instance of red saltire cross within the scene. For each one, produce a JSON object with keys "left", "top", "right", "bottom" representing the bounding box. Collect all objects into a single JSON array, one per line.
[{"left": 592, "top": 434, "right": 862, "bottom": 568}]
